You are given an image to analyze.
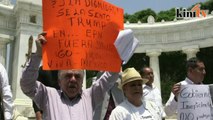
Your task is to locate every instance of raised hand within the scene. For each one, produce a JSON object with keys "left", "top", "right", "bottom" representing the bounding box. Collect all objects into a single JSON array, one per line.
[{"left": 35, "top": 32, "right": 47, "bottom": 56}]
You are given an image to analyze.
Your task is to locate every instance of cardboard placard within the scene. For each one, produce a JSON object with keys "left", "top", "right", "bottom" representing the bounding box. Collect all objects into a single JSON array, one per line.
[
  {"left": 42, "top": 0, "right": 124, "bottom": 72},
  {"left": 178, "top": 85, "right": 213, "bottom": 120}
]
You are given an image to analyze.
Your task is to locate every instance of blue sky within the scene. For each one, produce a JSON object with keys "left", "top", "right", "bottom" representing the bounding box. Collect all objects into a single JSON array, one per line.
[
  {"left": 11, "top": 0, "right": 207, "bottom": 14},
  {"left": 105, "top": 0, "right": 207, "bottom": 14}
]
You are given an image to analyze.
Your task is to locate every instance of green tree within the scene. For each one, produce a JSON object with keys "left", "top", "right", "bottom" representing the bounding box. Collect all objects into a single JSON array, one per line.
[
  {"left": 188, "top": 0, "right": 213, "bottom": 14},
  {"left": 128, "top": 14, "right": 138, "bottom": 23},
  {"left": 156, "top": 8, "right": 175, "bottom": 22},
  {"left": 203, "top": 0, "right": 213, "bottom": 14},
  {"left": 123, "top": 53, "right": 149, "bottom": 71},
  {"left": 134, "top": 8, "right": 157, "bottom": 23},
  {"left": 124, "top": 13, "right": 130, "bottom": 23}
]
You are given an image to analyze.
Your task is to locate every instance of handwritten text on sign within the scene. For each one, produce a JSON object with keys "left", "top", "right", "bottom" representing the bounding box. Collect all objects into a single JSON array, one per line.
[
  {"left": 178, "top": 85, "right": 213, "bottom": 120},
  {"left": 42, "top": 0, "right": 124, "bottom": 72}
]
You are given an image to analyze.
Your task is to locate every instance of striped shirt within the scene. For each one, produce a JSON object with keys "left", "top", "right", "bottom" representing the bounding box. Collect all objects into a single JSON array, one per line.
[{"left": 20, "top": 54, "right": 119, "bottom": 120}]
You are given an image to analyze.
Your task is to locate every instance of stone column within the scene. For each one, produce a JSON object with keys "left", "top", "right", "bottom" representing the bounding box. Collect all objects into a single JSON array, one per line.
[
  {"left": 82, "top": 70, "right": 86, "bottom": 89},
  {"left": 146, "top": 49, "right": 162, "bottom": 91},
  {"left": 0, "top": 44, "right": 6, "bottom": 66},
  {"left": 0, "top": 34, "right": 13, "bottom": 67},
  {"left": 182, "top": 45, "right": 199, "bottom": 60}
]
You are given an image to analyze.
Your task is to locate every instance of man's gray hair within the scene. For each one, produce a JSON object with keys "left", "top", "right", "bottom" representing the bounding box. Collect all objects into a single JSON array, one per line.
[{"left": 58, "top": 70, "right": 84, "bottom": 80}]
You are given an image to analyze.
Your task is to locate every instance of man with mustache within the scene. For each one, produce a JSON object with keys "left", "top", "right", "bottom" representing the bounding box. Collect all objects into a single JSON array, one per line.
[
  {"left": 32, "top": 67, "right": 59, "bottom": 120},
  {"left": 20, "top": 33, "right": 121, "bottom": 120},
  {"left": 165, "top": 57, "right": 206, "bottom": 116}
]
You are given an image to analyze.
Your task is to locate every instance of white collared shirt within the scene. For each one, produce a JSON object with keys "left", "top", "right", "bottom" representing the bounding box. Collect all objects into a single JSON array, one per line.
[
  {"left": 143, "top": 84, "right": 166, "bottom": 117},
  {"left": 109, "top": 99, "right": 162, "bottom": 120},
  {"left": 0, "top": 63, "right": 13, "bottom": 120},
  {"left": 164, "top": 77, "right": 196, "bottom": 116}
]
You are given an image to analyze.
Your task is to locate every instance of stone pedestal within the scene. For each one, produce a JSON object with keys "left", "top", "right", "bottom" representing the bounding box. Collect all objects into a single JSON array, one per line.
[{"left": 11, "top": 0, "right": 43, "bottom": 118}]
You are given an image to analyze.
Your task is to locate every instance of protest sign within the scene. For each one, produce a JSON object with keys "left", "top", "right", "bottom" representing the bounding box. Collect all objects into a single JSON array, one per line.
[
  {"left": 42, "top": 0, "right": 124, "bottom": 72},
  {"left": 178, "top": 85, "right": 213, "bottom": 120}
]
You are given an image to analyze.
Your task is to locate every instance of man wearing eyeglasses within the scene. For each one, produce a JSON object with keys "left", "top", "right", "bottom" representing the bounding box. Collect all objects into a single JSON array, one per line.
[
  {"left": 20, "top": 33, "right": 122, "bottom": 120},
  {"left": 164, "top": 57, "right": 206, "bottom": 116}
]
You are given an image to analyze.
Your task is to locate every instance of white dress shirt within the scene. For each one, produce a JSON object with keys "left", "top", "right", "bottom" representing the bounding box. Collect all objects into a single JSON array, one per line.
[
  {"left": 109, "top": 99, "right": 162, "bottom": 120},
  {"left": 143, "top": 84, "right": 166, "bottom": 117},
  {"left": 0, "top": 63, "right": 13, "bottom": 120},
  {"left": 164, "top": 77, "right": 195, "bottom": 116}
]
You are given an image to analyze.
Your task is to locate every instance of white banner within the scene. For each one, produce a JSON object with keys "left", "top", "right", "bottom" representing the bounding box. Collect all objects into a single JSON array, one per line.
[{"left": 178, "top": 85, "right": 213, "bottom": 120}]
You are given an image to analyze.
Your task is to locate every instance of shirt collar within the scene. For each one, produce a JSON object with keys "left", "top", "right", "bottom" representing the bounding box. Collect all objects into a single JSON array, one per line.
[
  {"left": 185, "top": 77, "right": 194, "bottom": 84},
  {"left": 143, "top": 84, "right": 156, "bottom": 89},
  {"left": 185, "top": 77, "right": 199, "bottom": 84},
  {"left": 59, "top": 89, "right": 82, "bottom": 103},
  {"left": 185, "top": 77, "right": 203, "bottom": 84}
]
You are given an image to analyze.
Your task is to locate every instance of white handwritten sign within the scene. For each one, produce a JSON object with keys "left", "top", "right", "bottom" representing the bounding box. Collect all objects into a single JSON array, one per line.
[{"left": 178, "top": 85, "right": 213, "bottom": 120}]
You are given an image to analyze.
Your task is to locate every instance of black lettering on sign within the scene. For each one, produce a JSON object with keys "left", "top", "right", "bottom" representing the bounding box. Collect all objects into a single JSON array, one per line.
[
  {"left": 54, "top": 0, "right": 81, "bottom": 7},
  {"left": 77, "top": 17, "right": 85, "bottom": 26},
  {"left": 69, "top": 0, "right": 81, "bottom": 6},
  {"left": 180, "top": 87, "right": 211, "bottom": 98},
  {"left": 81, "top": 58, "right": 107, "bottom": 69},
  {"left": 88, "top": 9, "right": 110, "bottom": 21},
  {"left": 55, "top": 49, "right": 72, "bottom": 58},
  {"left": 84, "top": 0, "right": 117, "bottom": 14},
  {"left": 180, "top": 101, "right": 212, "bottom": 110},
  {"left": 48, "top": 59, "right": 73, "bottom": 68},
  {"left": 53, "top": 30, "right": 66, "bottom": 38},
  {"left": 179, "top": 112, "right": 194, "bottom": 120},
  {"left": 81, "top": 39, "right": 93, "bottom": 48},
  {"left": 68, "top": 17, "right": 75, "bottom": 26},
  {"left": 58, "top": 39, "right": 79, "bottom": 48},
  {"left": 67, "top": 17, "right": 106, "bottom": 29},
  {"left": 56, "top": 8, "right": 72, "bottom": 17},
  {"left": 73, "top": 9, "right": 86, "bottom": 16},
  {"left": 50, "top": 0, "right": 56, "bottom": 8},
  {"left": 86, "top": 29, "right": 102, "bottom": 39}
]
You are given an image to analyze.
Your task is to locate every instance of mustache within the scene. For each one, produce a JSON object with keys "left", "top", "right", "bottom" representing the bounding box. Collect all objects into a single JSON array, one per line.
[{"left": 68, "top": 83, "right": 77, "bottom": 88}]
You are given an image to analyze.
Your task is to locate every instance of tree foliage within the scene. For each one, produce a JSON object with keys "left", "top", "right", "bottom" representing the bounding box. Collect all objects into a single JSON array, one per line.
[
  {"left": 128, "top": 15, "right": 138, "bottom": 23},
  {"left": 134, "top": 8, "right": 157, "bottom": 23},
  {"left": 125, "top": 0, "right": 212, "bottom": 23},
  {"left": 124, "top": 13, "right": 130, "bottom": 23},
  {"left": 156, "top": 8, "right": 175, "bottom": 22}
]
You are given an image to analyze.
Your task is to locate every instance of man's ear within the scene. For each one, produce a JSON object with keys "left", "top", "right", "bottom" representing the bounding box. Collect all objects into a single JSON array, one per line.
[{"left": 188, "top": 67, "right": 194, "bottom": 73}]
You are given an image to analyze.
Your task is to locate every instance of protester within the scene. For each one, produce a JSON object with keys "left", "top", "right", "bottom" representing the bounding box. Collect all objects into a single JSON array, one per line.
[
  {"left": 0, "top": 63, "right": 13, "bottom": 120},
  {"left": 33, "top": 66, "right": 59, "bottom": 120},
  {"left": 93, "top": 72, "right": 124, "bottom": 120},
  {"left": 20, "top": 33, "right": 122, "bottom": 120},
  {"left": 109, "top": 67, "right": 162, "bottom": 120},
  {"left": 164, "top": 57, "right": 206, "bottom": 116},
  {"left": 140, "top": 66, "right": 166, "bottom": 119}
]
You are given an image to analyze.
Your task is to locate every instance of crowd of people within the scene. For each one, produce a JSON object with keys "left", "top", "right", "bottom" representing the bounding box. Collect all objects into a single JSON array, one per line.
[{"left": 0, "top": 32, "right": 208, "bottom": 120}]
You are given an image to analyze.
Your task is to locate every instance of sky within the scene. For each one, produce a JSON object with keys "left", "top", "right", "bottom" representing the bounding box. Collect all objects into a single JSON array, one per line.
[
  {"left": 10, "top": 0, "right": 207, "bottom": 14},
  {"left": 105, "top": 0, "right": 207, "bottom": 14}
]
